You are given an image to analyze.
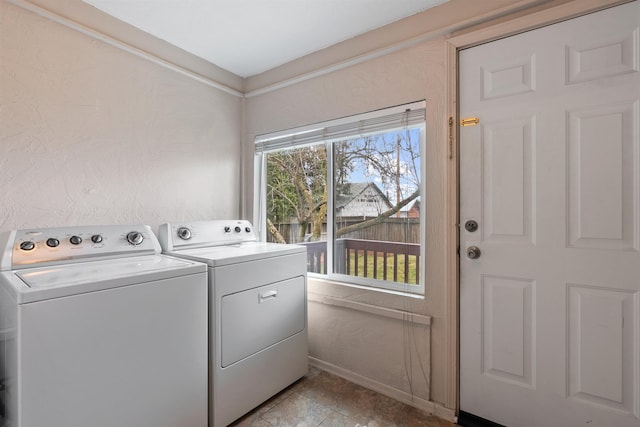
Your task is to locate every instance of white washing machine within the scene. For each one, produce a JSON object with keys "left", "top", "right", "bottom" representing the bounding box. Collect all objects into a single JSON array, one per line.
[
  {"left": 158, "top": 220, "right": 308, "bottom": 427},
  {"left": 0, "top": 225, "right": 208, "bottom": 427}
]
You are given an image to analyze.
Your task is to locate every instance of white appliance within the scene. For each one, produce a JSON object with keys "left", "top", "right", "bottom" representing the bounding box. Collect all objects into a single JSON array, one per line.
[
  {"left": 0, "top": 225, "right": 208, "bottom": 427},
  {"left": 158, "top": 220, "right": 308, "bottom": 427}
]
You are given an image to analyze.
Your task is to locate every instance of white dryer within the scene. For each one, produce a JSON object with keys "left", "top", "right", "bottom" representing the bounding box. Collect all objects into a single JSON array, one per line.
[
  {"left": 158, "top": 220, "right": 308, "bottom": 427},
  {"left": 0, "top": 225, "right": 208, "bottom": 427}
]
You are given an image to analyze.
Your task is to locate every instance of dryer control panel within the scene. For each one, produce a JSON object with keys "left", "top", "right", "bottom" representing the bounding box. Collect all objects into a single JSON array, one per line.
[
  {"left": 158, "top": 220, "right": 258, "bottom": 251},
  {"left": 0, "top": 224, "right": 161, "bottom": 270}
]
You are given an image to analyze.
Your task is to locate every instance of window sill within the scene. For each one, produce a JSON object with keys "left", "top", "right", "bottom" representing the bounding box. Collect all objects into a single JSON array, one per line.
[
  {"left": 307, "top": 276, "right": 428, "bottom": 317},
  {"left": 308, "top": 290, "right": 431, "bottom": 326},
  {"left": 308, "top": 273, "right": 424, "bottom": 298}
]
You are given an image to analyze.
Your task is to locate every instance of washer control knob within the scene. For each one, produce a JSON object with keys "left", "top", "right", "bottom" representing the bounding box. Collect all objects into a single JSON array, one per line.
[
  {"left": 234, "top": 226, "right": 241, "bottom": 233},
  {"left": 70, "top": 235, "right": 83, "bottom": 245},
  {"left": 245, "top": 227, "right": 251, "bottom": 233},
  {"left": 20, "top": 241, "right": 35, "bottom": 251},
  {"left": 46, "top": 238, "right": 60, "bottom": 248},
  {"left": 91, "top": 234, "right": 103, "bottom": 244},
  {"left": 177, "top": 227, "right": 192, "bottom": 240},
  {"left": 224, "top": 226, "right": 231, "bottom": 233},
  {"left": 126, "top": 231, "right": 144, "bottom": 246}
]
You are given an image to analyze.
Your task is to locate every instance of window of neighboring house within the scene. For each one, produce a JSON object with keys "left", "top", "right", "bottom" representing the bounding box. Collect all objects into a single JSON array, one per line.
[{"left": 254, "top": 101, "right": 425, "bottom": 294}]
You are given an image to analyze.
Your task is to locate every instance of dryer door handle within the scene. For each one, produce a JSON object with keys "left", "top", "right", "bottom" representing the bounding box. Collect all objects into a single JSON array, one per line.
[{"left": 259, "top": 290, "right": 278, "bottom": 303}]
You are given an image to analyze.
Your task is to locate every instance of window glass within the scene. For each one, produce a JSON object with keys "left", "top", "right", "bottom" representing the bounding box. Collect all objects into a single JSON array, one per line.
[
  {"left": 265, "top": 144, "right": 327, "bottom": 244},
  {"left": 333, "top": 129, "right": 421, "bottom": 286},
  {"left": 257, "top": 103, "right": 425, "bottom": 294}
]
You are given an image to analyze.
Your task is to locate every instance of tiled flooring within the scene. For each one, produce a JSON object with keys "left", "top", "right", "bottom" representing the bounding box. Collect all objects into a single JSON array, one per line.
[{"left": 231, "top": 367, "right": 457, "bottom": 427}]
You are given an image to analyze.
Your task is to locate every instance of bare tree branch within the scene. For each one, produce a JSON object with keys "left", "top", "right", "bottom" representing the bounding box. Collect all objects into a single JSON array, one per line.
[
  {"left": 335, "top": 188, "right": 419, "bottom": 237},
  {"left": 267, "top": 218, "right": 287, "bottom": 244}
]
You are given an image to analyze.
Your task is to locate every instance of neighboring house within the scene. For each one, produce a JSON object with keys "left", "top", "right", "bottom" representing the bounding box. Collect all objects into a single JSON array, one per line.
[
  {"left": 335, "top": 182, "right": 392, "bottom": 218},
  {"left": 399, "top": 197, "right": 420, "bottom": 218}
]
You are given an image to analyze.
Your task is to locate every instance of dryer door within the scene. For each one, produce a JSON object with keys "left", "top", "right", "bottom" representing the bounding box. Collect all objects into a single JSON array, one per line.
[{"left": 221, "top": 276, "right": 305, "bottom": 367}]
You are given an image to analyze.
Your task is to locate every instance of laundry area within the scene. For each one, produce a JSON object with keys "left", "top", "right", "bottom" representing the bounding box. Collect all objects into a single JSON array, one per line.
[{"left": 1, "top": 0, "right": 638, "bottom": 426}]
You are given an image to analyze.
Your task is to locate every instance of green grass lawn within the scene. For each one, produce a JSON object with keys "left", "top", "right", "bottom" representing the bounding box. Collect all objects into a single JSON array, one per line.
[{"left": 306, "top": 250, "right": 419, "bottom": 285}]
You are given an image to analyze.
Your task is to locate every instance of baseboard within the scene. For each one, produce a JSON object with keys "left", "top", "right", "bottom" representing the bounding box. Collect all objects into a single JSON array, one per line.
[
  {"left": 457, "top": 410, "right": 506, "bottom": 427},
  {"left": 308, "top": 357, "right": 456, "bottom": 422}
]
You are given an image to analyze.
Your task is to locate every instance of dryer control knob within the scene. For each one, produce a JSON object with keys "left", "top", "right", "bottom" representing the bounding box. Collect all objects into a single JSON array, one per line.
[
  {"left": 70, "top": 235, "right": 82, "bottom": 245},
  {"left": 177, "top": 227, "right": 192, "bottom": 240},
  {"left": 46, "top": 238, "right": 60, "bottom": 248},
  {"left": 224, "top": 226, "right": 231, "bottom": 233},
  {"left": 126, "top": 231, "right": 144, "bottom": 246},
  {"left": 245, "top": 227, "right": 251, "bottom": 233},
  {"left": 20, "top": 241, "right": 35, "bottom": 251},
  {"left": 234, "top": 226, "right": 241, "bottom": 233},
  {"left": 91, "top": 234, "right": 103, "bottom": 244}
]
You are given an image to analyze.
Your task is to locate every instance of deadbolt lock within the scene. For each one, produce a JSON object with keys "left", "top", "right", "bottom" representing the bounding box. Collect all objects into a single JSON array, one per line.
[
  {"left": 466, "top": 246, "right": 481, "bottom": 260},
  {"left": 464, "top": 220, "right": 478, "bottom": 232}
]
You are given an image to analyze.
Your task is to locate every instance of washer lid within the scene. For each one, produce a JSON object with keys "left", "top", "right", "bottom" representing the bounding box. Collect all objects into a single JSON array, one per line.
[
  {"left": 1, "top": 255, "right": 205, "bottom": 304},
  {"left": 166, "top": 242, "right": 306, "bottom": 267}
]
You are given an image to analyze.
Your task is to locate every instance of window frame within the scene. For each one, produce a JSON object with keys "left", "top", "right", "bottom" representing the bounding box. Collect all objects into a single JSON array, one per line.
[{"left": 254, "top": 101, "right": 426, "bottom": 295}]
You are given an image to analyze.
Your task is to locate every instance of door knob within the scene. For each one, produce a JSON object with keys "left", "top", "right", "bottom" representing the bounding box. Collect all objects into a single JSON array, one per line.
[{"left": 466, "top": 246, "right": 481, "bottom": 259}]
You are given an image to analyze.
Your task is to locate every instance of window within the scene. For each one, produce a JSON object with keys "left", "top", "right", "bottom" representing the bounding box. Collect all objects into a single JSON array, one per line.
[{"left": 254, "top": 101, "right": 425, "bottom": 294}]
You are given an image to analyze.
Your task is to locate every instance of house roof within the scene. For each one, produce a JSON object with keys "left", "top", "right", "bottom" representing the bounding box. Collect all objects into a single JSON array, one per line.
[
  {"left": 335, "top": 182, "right": 392, "bottom": 210},
  {"left": 400, "top": 197, "right": 421, "bottom": 212}
]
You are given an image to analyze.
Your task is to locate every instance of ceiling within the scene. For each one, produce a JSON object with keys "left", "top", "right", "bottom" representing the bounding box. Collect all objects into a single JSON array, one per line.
[{"left": 81, "top": 0, "right": 448, "bottom": 78}]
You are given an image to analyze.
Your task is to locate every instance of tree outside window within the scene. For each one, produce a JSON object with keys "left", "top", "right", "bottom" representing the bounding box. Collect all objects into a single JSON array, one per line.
[{"left": 257, "top": 103, "right": 425, "bottom": 294}]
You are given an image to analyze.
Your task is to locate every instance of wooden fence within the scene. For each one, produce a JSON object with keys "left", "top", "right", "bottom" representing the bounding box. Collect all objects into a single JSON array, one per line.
[{"left": 270, "top": 217, "right": 420, "bottom": 244}]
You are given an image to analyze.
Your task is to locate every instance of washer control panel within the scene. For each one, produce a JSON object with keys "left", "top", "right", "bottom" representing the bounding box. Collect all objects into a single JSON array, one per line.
[
  {"left": 158, "top": 220, "right": 257, "bottom": 250},
  {"left": 0, "top": 224, "right": 161, "bottom": 270}
]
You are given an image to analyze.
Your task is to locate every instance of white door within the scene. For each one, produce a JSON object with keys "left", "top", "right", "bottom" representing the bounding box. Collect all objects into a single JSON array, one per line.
[{"left": 459, "top": 2, "right": 640, "bottom": 426}]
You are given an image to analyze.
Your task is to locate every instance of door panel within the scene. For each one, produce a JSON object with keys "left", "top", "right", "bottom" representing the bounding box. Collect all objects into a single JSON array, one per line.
[
  {"left": 567, "top": 285, "right": 637, "bottom": 414},
  {"left": 482, "top": 117, "right": 535, "bottom": 244},
  {"left": 481, "top": 275, "right": 535, "bottom": 388},
  {"left": 567, "top": 101, "right": 638, "bottom": 250},
  {"left": 459, "top": 2, "right": 640, "bottom": 426}
]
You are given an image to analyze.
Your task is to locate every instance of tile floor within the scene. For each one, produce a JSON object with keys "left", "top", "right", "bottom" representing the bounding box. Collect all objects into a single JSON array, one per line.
[{"left": 231, "top": 366, "right": 457, "bottom": 427}]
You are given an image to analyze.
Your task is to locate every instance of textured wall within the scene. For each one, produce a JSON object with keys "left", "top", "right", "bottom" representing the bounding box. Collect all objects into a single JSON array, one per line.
[
  {"left": 308, "top": 295, "right": 431, "bottom": 404},
  {"left": 0, "top": 1, "right": 242, "bottom": 233},
  {"left": 245, "top": 37, "right": 448, "bottom": 407}
]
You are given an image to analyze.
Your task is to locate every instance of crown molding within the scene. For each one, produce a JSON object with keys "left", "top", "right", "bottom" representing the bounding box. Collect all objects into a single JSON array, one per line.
[{"left": 5, "top": 0, "right": 244, "bottom": 97}]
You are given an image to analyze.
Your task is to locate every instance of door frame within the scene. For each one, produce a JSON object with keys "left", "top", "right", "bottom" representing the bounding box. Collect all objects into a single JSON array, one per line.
[{"left": 443, "top": 0, "right": 634, "bottom": 415}]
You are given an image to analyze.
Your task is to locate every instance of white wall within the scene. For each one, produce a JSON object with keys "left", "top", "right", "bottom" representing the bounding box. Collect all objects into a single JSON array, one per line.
[
  {"left": 0, "top": 1, "right": 243, "bottom": 232},
  {"left": 245, "top": 35, "right": 449, "bottom": 412},
  {"left": 242, "top": 0, "right": 596, "bottom": 415},
  {"left": 2, "top": 0, "right": 608, "bottom": 420}
]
